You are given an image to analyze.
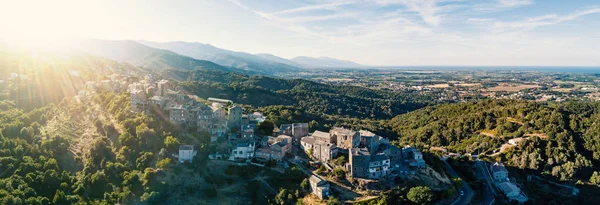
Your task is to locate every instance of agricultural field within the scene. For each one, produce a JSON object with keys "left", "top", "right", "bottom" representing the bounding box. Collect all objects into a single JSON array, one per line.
[{"left": 486, "top": 83, "right": 541, "bottom": 92}]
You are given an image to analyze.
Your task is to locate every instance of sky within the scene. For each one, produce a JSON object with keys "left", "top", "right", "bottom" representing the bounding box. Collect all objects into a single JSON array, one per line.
[{"left": 1, "top": 0, "right": 600, "bottom": 66}]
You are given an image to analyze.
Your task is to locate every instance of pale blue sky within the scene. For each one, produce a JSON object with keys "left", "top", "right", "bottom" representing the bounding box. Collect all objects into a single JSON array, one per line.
[{"left": 1, "top": 0, "right": 600, "bottom": 66}]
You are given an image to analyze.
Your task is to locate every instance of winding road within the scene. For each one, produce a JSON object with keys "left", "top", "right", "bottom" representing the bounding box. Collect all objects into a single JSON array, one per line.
[
  {"left": 474, "top": 160, "right": 496, "bottom": 205},
  {"left": 442, "top": 160, "right": 474, "bottom": 205}
]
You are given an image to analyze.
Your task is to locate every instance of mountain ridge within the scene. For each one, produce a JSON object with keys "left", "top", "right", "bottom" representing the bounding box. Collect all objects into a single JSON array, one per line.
[{"left": 291, "top": 56, "right": 364, "bottom": 68}]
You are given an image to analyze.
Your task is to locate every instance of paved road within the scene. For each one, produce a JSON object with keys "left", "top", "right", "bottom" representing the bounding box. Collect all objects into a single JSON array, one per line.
[
  {"left": 474, "top": 160, "right": 496, "bottom": 205},
  {"left": 442, "top": 160, "right": 473, "bottom": 205}
]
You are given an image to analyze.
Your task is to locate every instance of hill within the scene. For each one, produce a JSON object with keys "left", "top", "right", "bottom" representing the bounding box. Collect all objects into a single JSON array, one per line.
[
  {"left": 73, "top": 39, "right": 246, "bottom": 74},
  {"left": 291, "top": 56, "right": 364, "bottom": 68},
  {"left": 388, "top": 99, "right": 600, "bottom": 182},
  {"left": 255, "top": 53, "right": 302, "bottom": 67},
  {"left": 138, "top": 41, "right": 302, "bottom": 74}
]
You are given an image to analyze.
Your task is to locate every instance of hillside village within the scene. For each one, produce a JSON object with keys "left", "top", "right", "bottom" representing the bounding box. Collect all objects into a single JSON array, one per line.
[
  {"left": 76, "top": 74, "right": 455, "bottom": 203},
  {"left": 65, "top": 72, "right": 563, "bottom": 204}
]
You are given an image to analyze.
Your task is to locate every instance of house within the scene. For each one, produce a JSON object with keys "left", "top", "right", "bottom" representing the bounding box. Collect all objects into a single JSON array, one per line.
[
  {"left": 312, "top": 131, "right": 334, "bottom": 143},
  {"left": 309, "top": 175, "right": 330, "bottom": 200},
  {"left": 270, "top": 135, "right": 293, "bottom": 160},
  {"left": 255, "top": 147, "right": 273, "bottom": 161},
  {"left": 167, "top": 104, "right": 188, "bottom": 125},
  {"left": 230, "top": 142, "right": 255, "bottom": 161},
  {"left": 241, "top": 127, "right": 254, "bottom": 139},
  {"left": 301, "top": 137, "right": 337, "bottom": 162},
  {"left": 403, "top": 146, "right": 426, "bottom": 169},
  {"left": 491, "top": 162, "right": 509, "bottom": 182},
  {"left": 249, "top": 112, "right": 266, "bottom": 123},
  {"left": 208, "top": 97, "right": 233, "bottom": 105},
  {"left": 150, "top": 96, "right": 168, "bottom": 109},
  {"left": 301, "top": 137, "right": 316, "bottom": 152},
  {"left": 498, "top": 182, "right": 520, "bottom": 198},
  {"left": 330, "top": 127, "right": 360, "bottom": 151},
  {"left": 383, "top": 144, "right": 403, "bottom": 168},
  {"left": 349, "top": 148, "right": 371, "bottom": 178},
  {"left": 166, "top": 89, "right": 186, "bottom": 104},
  {"left": 349, "top": 148, "right": 393, "bottom": 179},
  {"left": 275, "top": 135, "right": 293, "bottom": 152},
  {"left": 269, "top": 141, "right": 288, "bottom": 161},
  {"left": 359, "top": 130, "right": 381, "bottom": 154},
  {"left": 292, "top": 123, "right": 309, "bottom": 138},
  {"left": 228, "top": 105, "right": 243, "bottom": 129},
  {"left": 508, "top": 137, "right": 525, "bottom": 146},
  {"left": 256, "top": 135, "right": 293, "bottom": 161},
  {"left": 130, "top": 89, "right": 148, "bottom": 113},
  {"left": 368, "top": 154, "right": 391, "bottom": 179},
  {"left": 209, "top": 106, "right": 228, "bottom": 138},
  {"left": 156, "top": 79, "right": 171, "bottom": 96},
  {"left": 279, "top": 124, "right": 292, "bottom": 136},
  {"left": 178, "top": 145, "right": 197, "bottom": 163}
]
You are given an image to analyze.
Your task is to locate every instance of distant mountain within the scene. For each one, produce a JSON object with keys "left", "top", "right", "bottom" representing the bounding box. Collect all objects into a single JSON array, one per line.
[
  {"left": 255, "top": 53, "right": 302, "bottom": 67},
  {"left": 291, "top": 56, "right": 364, "bottom": 68},
  {"left": 138, "top": 41, "right": 302, "bottom": 74},
  {"left": 72, "top": 39, "right": 244, "bottom": 73}
]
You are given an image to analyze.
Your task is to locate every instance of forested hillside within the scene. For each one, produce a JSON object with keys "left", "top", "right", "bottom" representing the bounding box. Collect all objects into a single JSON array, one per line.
[
  {"left": 389, "top": 99, "right": 600, "bottom": 182},
  {"left": 168, "top": 69, "right": 436, "bottom": 120}
]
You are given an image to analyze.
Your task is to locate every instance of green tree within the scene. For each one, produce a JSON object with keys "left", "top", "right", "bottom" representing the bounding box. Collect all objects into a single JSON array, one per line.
[
  {"left": 53, "top": 190, "right": 69, "bottom": 204},
  {"left": 407, "top": 186, "right": 434, "bottom": 205},
  {"left": 156, "top": 158, "right": 172, "bottom": 169},
  {"left": 590, "top": 171, "right": 600, "bottom": 185},
  {"left": 333, "top": 168, "right": 345, "bottom": 179},
  {"left": 257, "top": 120, "right": 275, "bottom": 135},
  {"left": 136, "top": 152, "right": 155, "bottom": 170},
  {"left": 44, "top": 158, "right": 59, "bottom": 170},
  {"left": 164, "top": 136, "right": 180, "bottom": 153},
  {"left": 275, "top": 189, "right": 292, "bottom": 205},
  {"left": 326, "top": 196, "right": 341, "bottom": 205},
  {"left": 335, "top": 156, "right": 347, "bottom": 166},
  {"left": 300, "top": 178, "right": 310, "bottom": 191}
]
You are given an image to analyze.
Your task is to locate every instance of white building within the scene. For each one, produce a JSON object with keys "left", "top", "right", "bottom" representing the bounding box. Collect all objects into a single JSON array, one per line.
[
  {"left": 309, "top": 175, "right": 330, "bottom": 200},
  {"left": 229, "top": 142, "right": 255, "bottom": 161},
  {"left": 491, "top": 162, "right": 509, "bottom": 182},
  {"left": 178, "top": 145, "right": 197, "bottom": 163},
  {"left": 498, "top": 182, "right": 520, "bottom": 198},
  {"left": 508, "top": 137, "right": 525, "bottom": 146}
]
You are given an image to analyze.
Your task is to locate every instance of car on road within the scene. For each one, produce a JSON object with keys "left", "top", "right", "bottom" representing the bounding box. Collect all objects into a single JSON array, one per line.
[{"left": 460, "top": 191, "right": 464, "bottom": 196}]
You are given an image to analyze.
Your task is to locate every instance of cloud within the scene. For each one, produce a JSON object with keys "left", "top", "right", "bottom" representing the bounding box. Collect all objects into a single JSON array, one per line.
[
  {"left": 226, "top": 0, "right": 600, "bottom": 64},
  {"left": 479, "top": 7, "right": 600, "bottom": 33},
  {"left": 497, "top": 0, "right": 534, "bottom": 7},
  {"left": 270, "top": 1, "right": 354, "bottom": 15},
  {"left": 374, "top": 0, "right": 443, "bottom": 26},
  {"left": 279, "top": 12, "right": 357, "bottom": 23}
]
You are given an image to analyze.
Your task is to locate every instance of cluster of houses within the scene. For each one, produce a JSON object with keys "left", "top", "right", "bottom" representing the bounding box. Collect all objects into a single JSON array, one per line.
[
  {"left": 79, "top": 74, "right": 428, "bottom": 201},
  {"left": 300, "top": 127, "right": 425, "bottom": 180},
  {"left": 228, "top": 123, "right": 307, "bottom": 162},
  {"left": 128, "top": 78, "right": 245, "bottom": 140},
  {"left": 491, "top": 162, "right": 528, "bottom": 203}
]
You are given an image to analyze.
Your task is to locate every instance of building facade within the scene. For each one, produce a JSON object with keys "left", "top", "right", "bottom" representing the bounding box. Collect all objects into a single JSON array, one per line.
[
  {"left": 179, "top": 145, "right": 197, "bottom": 163},
  {"left": 309, "top": 175, "right": 330, "bottom": 200}
]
